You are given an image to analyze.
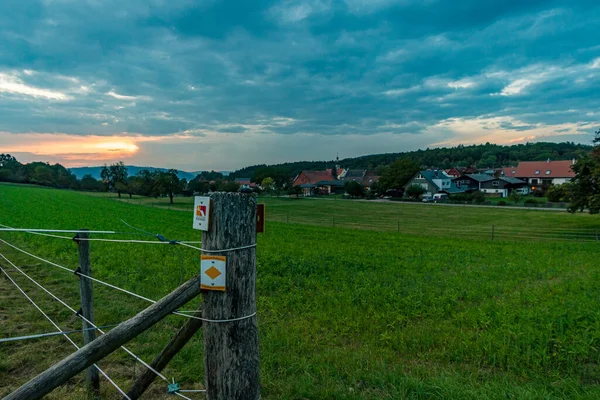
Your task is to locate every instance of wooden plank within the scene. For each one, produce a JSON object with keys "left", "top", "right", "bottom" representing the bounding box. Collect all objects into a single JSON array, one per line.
[
  {"left": 125, "top": 308, "right": 203, "bottom": 399},
  {"left": 5, "top": 274, "right": 203, "bottom": 400},
  {"left": 75, "top": 229, "right": 100, "bottom": 397},
  {"left": 202, "top": 192, "right": 260, "bottom": 400}
]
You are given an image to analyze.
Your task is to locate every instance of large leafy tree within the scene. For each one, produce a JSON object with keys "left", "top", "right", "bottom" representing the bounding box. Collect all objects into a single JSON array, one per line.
[
  {"left": 345, "top": 181, "right": 365, "bottom": 198},
  {"left": 155, "top": 169, "right": 183, "bottom": 204},
  {"left": 287, "top": 185, "right": 302, "bottom": 198},
  {"left": 196, "top": 170, "right": 224, "bottom": 181},
  {"left": 568, "top": 130, "right": 600, "bottom": 214},
  {"left": 80, "top": 174, "right": 103, "bottom": 191},
  {"left": 101, "top": 161, "right": 128, "bottom": 197},
  {"left": 378, "top": 158, "right": 420, "bottom": 191},
  {"left": 252, "top": 166, "right": 292, "bottom": 189},
  {"left": 0, "top": 154, "right": 22, "bottom": 182},
  {"left": 405, "top": 184, "right": 426, "bottom": 199},
  {"left": 261, "top": 177, "right": 275, "bottom": 192}
]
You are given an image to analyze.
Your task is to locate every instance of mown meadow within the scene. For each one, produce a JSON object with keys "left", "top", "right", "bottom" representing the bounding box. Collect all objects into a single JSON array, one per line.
[{"left": 1, "top": 183, "right": 600, "bottom": 399}]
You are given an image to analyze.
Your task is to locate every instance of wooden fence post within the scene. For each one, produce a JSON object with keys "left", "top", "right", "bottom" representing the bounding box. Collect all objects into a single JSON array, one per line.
[
  {"left": 201, "top": 192, "right": 260, "bottom": 400},
  {"left": 5, "top": 274, "right": 203, "bottom": 400},
  {"left": 75, "top": 229, "right": 100, "bottom": 398}
]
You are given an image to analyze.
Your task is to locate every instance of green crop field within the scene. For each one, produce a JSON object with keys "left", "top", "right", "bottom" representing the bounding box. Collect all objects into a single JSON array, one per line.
[{"left": 2, "top": 183, "right": 600, "bottom": 399}]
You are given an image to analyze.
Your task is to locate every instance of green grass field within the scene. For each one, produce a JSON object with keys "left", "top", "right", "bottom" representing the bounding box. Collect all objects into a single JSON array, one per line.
[
  {"left": 2, "top": 184, "right": 600, "bottom": 399},
  {"left": 84, "top": 191, "right": 599, "bottom": 241}
]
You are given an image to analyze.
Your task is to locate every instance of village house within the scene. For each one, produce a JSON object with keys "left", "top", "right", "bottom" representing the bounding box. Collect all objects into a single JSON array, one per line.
[
  {"left": 404, "top": 170, "right": 463, "bottom": 196},
  {"left": 513, "top": 159, "right": 576, "bottom": 189},
  {"left": 445, "top": 166, "right": 477, "bottom": 178},
  {"left": 292, "top": 169, "right": 341, "bottom": 195},
  {"left": 361, "top": 172, "right": 380, "bottom": 191},
  {"left": 453, "top": 174, "right": 528, "bottom": 197},
  {"left": 292, "top": 168, "right": 380, "bottom": 196},
  {"left": 234, "top": 178, "right": 257, "bottom": 190},
  {"left": 341, "top": 169, "right": 381, "bottom": 190}
]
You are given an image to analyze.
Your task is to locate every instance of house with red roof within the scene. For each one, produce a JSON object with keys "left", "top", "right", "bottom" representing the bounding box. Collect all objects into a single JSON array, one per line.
[
  {"left": 445, "top": 166, "right": 477, "bottom": 178},
  {"left": 514, "top": 159, "right": 576, "bottom": 189},
  {"left": 234, "top": 178, "right": 257, "bottom": 189},
  {"left": 445, "top": 167, "right": 462, "bottom": 178},
  {"left": 292, "top": 169, "right": 343, "bottom": 195}
]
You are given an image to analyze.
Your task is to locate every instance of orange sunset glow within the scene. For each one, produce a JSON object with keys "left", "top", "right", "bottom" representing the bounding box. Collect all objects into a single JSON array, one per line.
[{"left": 1, "top": 133, "right": 141, "bottom": 165}]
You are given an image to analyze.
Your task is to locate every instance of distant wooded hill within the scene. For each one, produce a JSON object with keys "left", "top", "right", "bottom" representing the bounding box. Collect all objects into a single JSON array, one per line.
[
  {"left": 230, "top": 141, "right": 592, "bottom": 179},
  {"left": 69, "top": 166, "right": 230, "bottom": 181}
]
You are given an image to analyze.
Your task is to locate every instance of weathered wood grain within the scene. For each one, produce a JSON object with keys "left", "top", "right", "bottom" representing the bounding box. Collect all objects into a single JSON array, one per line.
[
  {"left": 202, "top": 192, "right": 260, "bottom": 400},
  {"left": 75, "top": 229, "right": 100, "bottom": 398}
]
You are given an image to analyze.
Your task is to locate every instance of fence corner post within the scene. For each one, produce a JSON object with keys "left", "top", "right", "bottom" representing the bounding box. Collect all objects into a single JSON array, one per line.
[
  {"left": 201, "top": 192, "right": 260, "bottom": 400},
  {"left": 75, "top": 228, "right": 100, "bottom": 397}
]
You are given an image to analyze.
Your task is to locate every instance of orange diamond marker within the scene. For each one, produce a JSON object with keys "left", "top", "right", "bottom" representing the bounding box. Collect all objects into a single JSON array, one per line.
[{"left": 205, "top": 266, "right": 222, "bottom": 280}]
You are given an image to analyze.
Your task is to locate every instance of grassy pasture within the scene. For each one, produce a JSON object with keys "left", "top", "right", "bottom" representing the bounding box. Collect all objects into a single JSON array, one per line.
[
  {"left": 1, "top": 184, "right": 600, "bottom": 399},
  {"left": 85, "top": 192, "right": 600, "bottom": 241}
]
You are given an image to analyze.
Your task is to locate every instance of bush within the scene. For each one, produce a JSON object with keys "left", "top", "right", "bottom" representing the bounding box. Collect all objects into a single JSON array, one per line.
[
  {"left": 449, "top": 192, "right": 473, "bottom": 202},
  {"left": 524, "top": 199, "right": 539, "bottom": 205},
  {"left": 533, "top": 189, "right": 546, "bottom": 198},
  {"left": 472, "top": 191, "right": 485, "bottom": 204},
  {"left": 497, "top": 200, "right": 507, "bottom": 206},
  {"left": 405, "top": 184, "right": 426, "bottom": 199},
  {"left": 345, "top": 181, "right": 365, "bottom": 198},
  {"left": 546, "top": 185, "right": 565, "bottom": 202},
  {"left": 509, "top": 190, "right": 522, "bottom": 203}
]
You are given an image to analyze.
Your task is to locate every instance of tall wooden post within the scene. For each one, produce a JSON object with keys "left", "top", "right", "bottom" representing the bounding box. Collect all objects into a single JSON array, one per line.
[
  {"left": 75, "top": 229, "right": 100, "bottom": 397},
  {"left": 201, "top": 193, "right": 260, "bottom": 400}
]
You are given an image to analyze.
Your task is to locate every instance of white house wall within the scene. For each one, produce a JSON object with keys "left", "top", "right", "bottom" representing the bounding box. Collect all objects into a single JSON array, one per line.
[
  {"left": 481, "top": 188, "right": 508, "bottom": 197},
  {"left": 552, "top": 178, "right": 572, "bottom": 185}
]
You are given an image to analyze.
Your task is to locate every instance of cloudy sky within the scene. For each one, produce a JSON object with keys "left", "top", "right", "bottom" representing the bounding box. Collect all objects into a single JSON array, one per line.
[{"left": 0, "top": 0, "right": 599, "bottom": 171}]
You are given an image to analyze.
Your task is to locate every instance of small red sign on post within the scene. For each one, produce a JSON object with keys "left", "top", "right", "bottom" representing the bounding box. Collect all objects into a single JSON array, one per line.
[{"left": 256, "top": 204, "right": 265, "bottom": 233}]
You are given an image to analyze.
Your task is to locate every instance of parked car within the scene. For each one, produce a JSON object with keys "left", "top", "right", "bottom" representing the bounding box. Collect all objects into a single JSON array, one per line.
[
  {"left": 433, "top": 193, "right": 448, "bottom": 203},
  {"left": 422, "top": 195, "right": 433, "bottom": 203}
]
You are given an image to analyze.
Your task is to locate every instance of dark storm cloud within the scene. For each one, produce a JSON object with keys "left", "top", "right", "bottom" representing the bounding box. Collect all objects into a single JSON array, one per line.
[{"left": 0, "top": 0, "right": 599, "bottom": 168}]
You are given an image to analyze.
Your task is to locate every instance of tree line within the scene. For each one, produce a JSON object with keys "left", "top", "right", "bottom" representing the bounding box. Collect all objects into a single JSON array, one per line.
[
  {"left": 0, "top": 154, "right": 79, "bottom": 188},
  {"left": 2, "top": 139, "right": 596, "bottom": 204},
  {"left": 0, "top": 156, "right": 242, "bottom": 203},
  {"left": 231, "top": 141, "right": 592, "bottom": 182},
  {"left": 98, "top": 162, "right": 242, "bottom": 203}
]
